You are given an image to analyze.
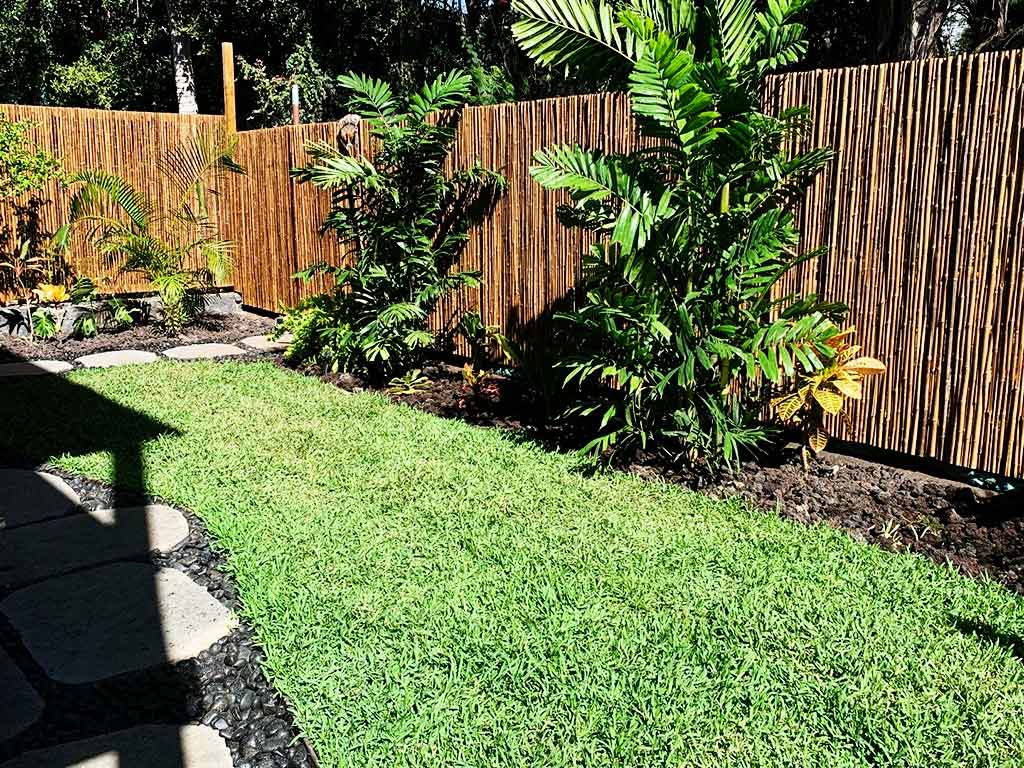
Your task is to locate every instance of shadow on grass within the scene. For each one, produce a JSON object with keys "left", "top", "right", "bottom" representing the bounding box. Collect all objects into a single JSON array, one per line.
[
  {"left": 0, "top": 353, "right": 201, "bottom": 768},
  {"left": 952, "top": 617, "right": 1024, "bottom": 663}
]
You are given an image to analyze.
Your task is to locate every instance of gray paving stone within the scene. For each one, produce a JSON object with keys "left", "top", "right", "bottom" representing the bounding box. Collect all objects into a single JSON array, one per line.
[
  {"left": 163, "top": 343, "right": 246, "bottom": 360},
  {"left": 1, "top": 562, "right": 235, "bottom": 684},
  {"left": 0, "top": 724, "right": 232, "bottom": 768},
  {"left": 239, "top": 332, "right": 292, "bottom": 352},
  {"left": 75, "top": 350, "right": 159, "bottom": 368},
  {"left": 0, "top": 360, "right": 73, "bottom": 377},
  {"left": 1, "top": 505, "right": 189, "bottom": 587},
  {"left": 0, "top": 646, "right": 43, "bottom": 742},
  {"left": 0, "top": 469, "right": 81, "bottom": 528}
]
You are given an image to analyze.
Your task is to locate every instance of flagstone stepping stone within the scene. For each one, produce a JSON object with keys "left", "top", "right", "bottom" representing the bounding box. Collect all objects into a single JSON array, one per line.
[
  {"left": 0, "top": 646, "right": 43, "bottom": 742},
  {"left": 0, "top": 469, "right": 81, "bottom": 528},
  {"left": 239, "top": 332, "right": 292, "bottom": 352},
  {"left": 163, "top": 343, "right": 246, "bottom": 360},
  {"left": 1, "top": 562, "right": 234, "bottom": 684},
  {"left": 75, "top": 350, "right": 159, "bottom": 368},
  {"left": 0, "top": 724, "right": 232, "bottom": 768},
  {"left": 0, "top": 505, "right": 189, "bottom": 587},
  {"left": 0, "top": 360, "right": 73, "bottom": 377}
]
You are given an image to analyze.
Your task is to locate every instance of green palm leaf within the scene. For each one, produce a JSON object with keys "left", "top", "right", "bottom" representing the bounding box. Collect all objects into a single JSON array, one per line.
[
  {"left": 409, "top": 70, "right": 473, "bottom": 120},
  {"left": 338, "top": 73, "right": 398, "bottom": 118},
  {"left": 711, "top": 0, "right": 758, "bottom": 70},
  {"left": 628, "top": 33, "right": 720, "bottom": 147},
  {"left": 512, "top": 0, "right": 640, "bottom": 78},
  {"left": 68, "top": 169, "right": 151, "bottom": 231}
]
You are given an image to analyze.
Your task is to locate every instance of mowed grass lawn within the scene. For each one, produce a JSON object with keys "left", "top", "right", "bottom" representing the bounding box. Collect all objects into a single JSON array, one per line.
[{"left": 3, "top": 361, "right": 1024, "bottom": 767}]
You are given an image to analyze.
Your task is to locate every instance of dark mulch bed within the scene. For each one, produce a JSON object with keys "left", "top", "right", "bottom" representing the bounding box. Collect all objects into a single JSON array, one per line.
[
  {"left": 0, "top": 468, "right": 314, "bottom": 768},
  {"left": 0, "top": 313, "right": 276, "bottom": 364},
  {"left": 317, "top": 362, "right": 1024, "bottom": 597}
]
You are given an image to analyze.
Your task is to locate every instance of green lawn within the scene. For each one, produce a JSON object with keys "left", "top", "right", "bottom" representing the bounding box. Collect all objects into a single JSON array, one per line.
[{"left": 3, "top": 361, "right": 1024, "bottom": 767}]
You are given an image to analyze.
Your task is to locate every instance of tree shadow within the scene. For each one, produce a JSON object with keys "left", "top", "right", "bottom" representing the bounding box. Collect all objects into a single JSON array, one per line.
[
  {"left": 0, "top": 351, "right": 198, "bottom": 768},
  {"left": 951, "top": 616, "right": 1024, "bottom": 663}
]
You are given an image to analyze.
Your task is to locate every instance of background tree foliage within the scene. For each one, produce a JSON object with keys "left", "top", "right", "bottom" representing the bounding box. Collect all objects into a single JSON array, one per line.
[
  {"left": 0, "top": 1, "right": 578, "bottom": 124},
  {"left": 3, "top": 1, "right": 1020, "bottom": 122}
]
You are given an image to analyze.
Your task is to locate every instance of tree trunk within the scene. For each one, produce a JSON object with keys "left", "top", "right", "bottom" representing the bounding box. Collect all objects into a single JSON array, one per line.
[
  {"left": 876, "top": 0, "right": 950, "bottom": 60},
  {"left": 165, "top": 1, "right": 199, "bottom": 114}
]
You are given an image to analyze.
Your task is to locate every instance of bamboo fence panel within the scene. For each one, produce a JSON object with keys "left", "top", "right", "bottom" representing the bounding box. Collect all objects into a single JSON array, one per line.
[
  {"left": 0, "top": 104, "right": 224, "bottom": 300},
  {"left": 766, "top": 49, "right": 1024, "bottom": 477},
  {"left": 222, "top": 50, "right": 1023, "bottom": 476},
  {"left": 5, "top": 49, "right": 1021, "bottom": 476}
]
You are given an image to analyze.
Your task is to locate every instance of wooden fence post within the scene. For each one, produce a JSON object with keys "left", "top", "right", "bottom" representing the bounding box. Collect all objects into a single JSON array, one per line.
[{"left": 221, "top": 42, "right": 237, "bottom": 134}]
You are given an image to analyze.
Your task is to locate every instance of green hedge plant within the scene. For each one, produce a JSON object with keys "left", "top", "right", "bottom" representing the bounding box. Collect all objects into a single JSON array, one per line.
[{"left": 512, "top": 0, "right": 848, "bottom": 469}]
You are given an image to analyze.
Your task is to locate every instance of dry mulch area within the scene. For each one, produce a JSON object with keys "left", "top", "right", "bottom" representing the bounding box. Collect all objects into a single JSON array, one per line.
[
  {"left": 0, "top": 313, "right": 276, "bottom": 364},
  {"left": 320, "top": 362, "right": 1024, "bottom": 596}
]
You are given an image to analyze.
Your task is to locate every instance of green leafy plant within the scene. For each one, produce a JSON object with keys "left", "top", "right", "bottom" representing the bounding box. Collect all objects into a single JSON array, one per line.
[
  {"left": 62, "top": 130, "right": 244, "bottom": 332},
  {"left": 72, "top": 311, "right": 98, "bottom": 339},
  {"left": 386, "top": 369, "right": 430, "bottom": 395},
  {"left": 1, "top": 115, "right": 66, "bottom": 309},
  {"left": 771, "top": 327, "right": 885, "bottom": 459},
  {"left": 104, "top": 297, "right": 143, "bottom": 330},
  {"left": 279, "top": 70, "right": 506, "bottom": 381},
  {"left": 0, "top": 114, "right": 64, "bottom": 200},
  {"left": 511, "top": 0, "right": 848, "bottom": 469},
  {"left": 30, "top": 308, "right": 58, "bottom": 339}
]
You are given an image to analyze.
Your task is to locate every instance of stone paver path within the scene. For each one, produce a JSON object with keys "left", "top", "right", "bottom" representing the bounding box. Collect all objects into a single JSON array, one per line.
[
  {"left": 2, "top": 562, "right": 234, "bottom": 684},
  {"left": 0, "top": 470, "right": 80, "bottom": 528},
  {"left": 0, "top": 468, "right": 235, "bottom": 764},
  {"left": 163, "top": 343, "right": 245, "bottom": 360},
  {"left": 76, "top": 350, "right": 160, "bottom": 368},
  {"left": 0, "top": 725, "right": 232, "bottom": 768},
  {"left": 1, "top": 505, "right": 188, "bottom": 587},
  {"left": 0, "top": 360, "right": 73, "bottom": 377},
  {"left": 0, "top": 647, "right": 43, "bottom": 743},
  {"left": 240, "top": 332, "right": 292, "bottom": 352}
]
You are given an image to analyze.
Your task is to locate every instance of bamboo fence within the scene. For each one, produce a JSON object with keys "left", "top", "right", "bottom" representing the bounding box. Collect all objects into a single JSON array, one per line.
[
  {"left": 764, "top": 51, "right": 1024, "bottom": 477},
  {"left": 2, "top": 50, "right": 1022, "bottom": 476},
  {"left": 0, "top": 104, "right": 224, "bottom": 298}
]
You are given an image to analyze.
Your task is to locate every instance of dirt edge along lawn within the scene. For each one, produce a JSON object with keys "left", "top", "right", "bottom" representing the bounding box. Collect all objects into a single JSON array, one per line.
[{"left": 3, "top": 361, "right": 1023, "bottom": 768}]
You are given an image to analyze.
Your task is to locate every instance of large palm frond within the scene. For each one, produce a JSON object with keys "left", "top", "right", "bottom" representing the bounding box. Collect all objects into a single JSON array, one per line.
[
  {"left": 408, "top": 70, "right": 473, "bottom": 121},
  {"left": 512, "top": 0, "right": 640, "bottom": 79},
  {"left": 628, "top": 33, "right": 720, "bottom": 148},
  {"left": 710, "top": 0, "right": 759, "bottom": 71},
  {"left": 67, "top": 169, "right": 151, "bottom": 232},
  {"left": 291, "top": 142, "right": 378, "bottom": 189},
  {"left": 338, "top": 73, "right": 399, "bottom": 119},
  {"left": 628, "top": 0, "right": 698, "bottom": 40},
  {"left": 159, "top": 129, "right": 245, "bottom": 215}
]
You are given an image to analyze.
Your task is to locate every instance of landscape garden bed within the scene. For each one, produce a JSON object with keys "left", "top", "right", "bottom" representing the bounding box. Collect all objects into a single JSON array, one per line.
[
  {"left": 3, "top": 361, "right": 1021, "bottom": 767},
  {"left": 0, "top": 312, "right": 276, "bottom": 364}
]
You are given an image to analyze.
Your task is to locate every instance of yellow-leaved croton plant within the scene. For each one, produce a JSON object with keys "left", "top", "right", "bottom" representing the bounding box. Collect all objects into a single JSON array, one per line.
[{"left": 771, "top": 328, "right": 886, "bottom": 456}]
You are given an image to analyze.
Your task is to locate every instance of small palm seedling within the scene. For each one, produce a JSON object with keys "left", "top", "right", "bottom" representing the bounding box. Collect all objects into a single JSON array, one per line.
[
  {"left": 62, "top": 130, "right": 244, "bottom": 332},
  {"left": 770, "top": 328, "right": 885, "bottom": 461},
  {"left": 387, "top": 369, "right": 430, "bottom": 395}
]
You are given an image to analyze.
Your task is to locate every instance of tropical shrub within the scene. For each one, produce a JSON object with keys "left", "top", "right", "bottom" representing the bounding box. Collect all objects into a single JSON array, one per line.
[
  {"left": 512, "top": 0, "right": 860, "bottom": 469},
  {"left": 1, "top": 115, "right": 66, "bottom": 302},
  {"left": 771, "top": 327, "right": 886, "bottom": 456},
  {"left": 280, "top": 70, "right": 506, "bottom": 381},
  {"left": 62, "top": 130, "right": 244, "bottom": 332}
]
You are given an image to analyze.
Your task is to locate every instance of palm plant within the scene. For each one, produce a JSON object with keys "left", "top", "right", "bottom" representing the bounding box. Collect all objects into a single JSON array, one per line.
[
  {"left": 512, "top": 0, "right": 852, "bottom": 468},
  {"left": 62, "top": 130, "right": 244, "bottom": 332},
  {"left": 282, "top": 70, "right": 506, "bottom": 381}
]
